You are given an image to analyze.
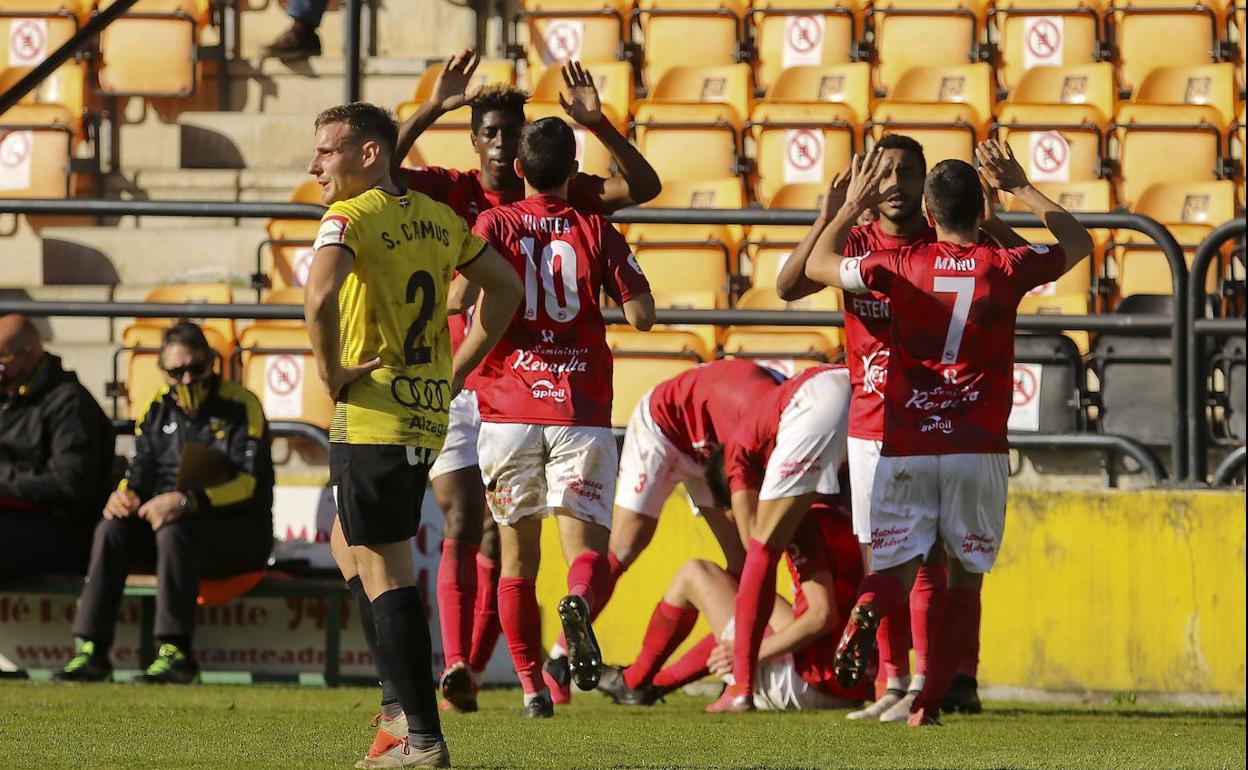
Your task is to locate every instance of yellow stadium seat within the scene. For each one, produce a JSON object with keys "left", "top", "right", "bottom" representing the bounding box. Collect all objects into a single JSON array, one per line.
[
  {"left": 611, "top": 354, "right": 702, "bottom": 427},
  {"left": 747, "top": 102, "right": 856, "bottom": 205},
  {"left": 741, "top": 183, "right": 824, "bottom": 282},
  {"left": 394, "top": 104, "right": 478, "bottom": 172},
  {"left": 871, "top": 0, "right": 991, "bottom": 95},
  {"left": 636, "top": 0, "right": 747, "bottom": 88},
  {"left": 751, "top": 0, "right": 863, "bottom": 92},
  {"left": 132, "top": 283, "right": 237, "bottom": 352},
  {"left": 1017, "top": 292, "right": 1091, "bottom": 353},
  {"left": 238, "top": 325, "right": 334, "bottom": 428},
  {"left": 521, "top": 104, "right": 614, "bottom": 177},
  {"left": 868, "top": 64, "right": 993, "bottom": 164},
  {"left": 1003, "top": 179, "right": 1113, "bottom": 306},
  {"left": 644, "top": 63, "right": 753, "bottom": 120},
  {"left": 264, "top": 180, "right": 323, "bottom": 292},
  {"left": 763, "top": 63, "right": 872, "bottom": 119},
  {"left": 606, "top": 326, "right": 713, "bottom": 361},
  {"left": 412, "top": 59, "right": 515, "bottom": 103},
  {"left": 255, "top": 286, "right": 306, "bottom": 327},
  {"left": 528, "top": 60, "right": 633, "bottom": 131},
  {"left": 723, "top": 287, "right": 841, "bottom": 374},
  {"left": 0, "top": 108, "right": 73, "bottom": 199},
  {"left": 96, "top": 0, "right": 210, "bottom": 97},
  {"left": 1112, "top": 0, "right": 1230, "bottom": 95},
  {"left": 649, "top": 289, "right": 722, "bottom": 359},
  {"left": 992, "top": 0, "right": 1109, "bottom": 93},
  {"left": 632, "top": 102, "right": 743, "bottom": 184},
  {"left": 996, "top": 63, "right": 1115, "bottom": 183},
  {"left": 1132, "top": 63, "right": 1240, "bottom": 126},
  {"left": 733, "top": 286, "right": 841, "bottom": 344},
  {"left": 0, "top": 9, "right": 78, "bottom": 71},
  {"left": 519, "top": 0, "right": 630, "bottom": 81},
  {"left": 1113, "top": 102, "right": 1228, "bottom": 209}
]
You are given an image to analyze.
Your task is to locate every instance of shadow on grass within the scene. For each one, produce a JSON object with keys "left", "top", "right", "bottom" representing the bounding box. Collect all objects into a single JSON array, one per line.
[{"left": 986, "top": 707, "right": 1246, "bottom": 721}]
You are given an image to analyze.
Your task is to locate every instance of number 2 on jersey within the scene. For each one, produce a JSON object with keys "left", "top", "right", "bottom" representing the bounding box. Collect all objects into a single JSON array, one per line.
[
  {"left": 520, "top": 237, "right": 581, "bottom": 323},
  {"left": 403, "top": 270, "right": 436, "bottom": 365},
  {"left": 933, "top": 276, "right": 974, "bottom": 364}
]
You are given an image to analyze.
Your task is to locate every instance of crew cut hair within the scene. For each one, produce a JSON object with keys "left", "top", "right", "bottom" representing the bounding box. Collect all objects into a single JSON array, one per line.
[
  {"left": 314, "top": 102, "right": 398, "bottom": 156},
  {"left": 518, "top": 117, "right": 578, "bottom": 192},
  {"left": 924, "top": 159, "right": 984, "bottom": 233}
]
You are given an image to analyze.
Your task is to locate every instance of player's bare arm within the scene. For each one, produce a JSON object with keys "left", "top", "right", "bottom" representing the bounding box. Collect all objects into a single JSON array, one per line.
[
  {"left": 621, "top": 292, "right": 657, "bottom": 331},
  {"left": 977, "top": 172, "right": 1030, "bottom": 248},
  {"left": 391, "top": 50, "right": 482, "bottom": 182},
  {"left": 976, "top": 140, "right": 1093, "bottom": 271},
  {"left": 305, "top": 244, "right": 382, "bottom": 399},
  {"left": 805, "top": 148, "right": 897, "bottom": 291},
  {"left": 776, "top": 168, "right": 850, "bottom": 301},
  {"left": 559, "top": 61, "right": 662, "bottom": 212},
  {"left": 755, "top": 571, "right": 838, "bottom": 662},
  {"left": 450, "top": 246, "right": 523, "bottom": 395},
  {"left": 446, "top": 273, "right": 480, "bottom": 315}
]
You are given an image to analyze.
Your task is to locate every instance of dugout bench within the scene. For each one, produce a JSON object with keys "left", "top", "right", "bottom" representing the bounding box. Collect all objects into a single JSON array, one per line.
[{"left": 0, "top": 573, "right": 353, "bottom": 686}]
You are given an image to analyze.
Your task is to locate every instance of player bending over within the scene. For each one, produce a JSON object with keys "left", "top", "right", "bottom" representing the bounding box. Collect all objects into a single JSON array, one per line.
[
  {"left": 805, "top": 141, "right": 1093, "bottom": 726},
  {"left": 777, "top": 134, "right": 1022, "bottom": 720},
  {"left": 693, "top": 364, "right": 854, "bottom": 712},
  {"left": 471, "top": 116, "right": 656, "bottom": 718},
  {"left": 388, "top": 53, "right": 662, "bottom": 712}
]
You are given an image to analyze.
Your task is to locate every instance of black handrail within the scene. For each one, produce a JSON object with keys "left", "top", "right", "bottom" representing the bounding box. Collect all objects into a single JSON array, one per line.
[
  {"left": 112, "top": 418, "right": 329, "bottom": 454},
  {"left": 1212, "top": 446, "right": 1246, "bottom": 487},
  {"left": 0, "top": 199, "right": 1193, "bottom": 475},
  {"left": 344, "top": 0, "right": 363, "bottom": 103},
  {"left": 1008, "top": 433, "right": 1167, "bottom": 485},
  {"left": 1185, "top": 219, "right": 1246, "bottom": 483}
]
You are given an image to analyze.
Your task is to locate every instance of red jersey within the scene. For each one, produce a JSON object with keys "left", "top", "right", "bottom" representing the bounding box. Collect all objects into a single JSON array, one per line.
[
  {"left": 841, "top": 221, "right": 937, "bottom": 441},
  {"left": 724, "top": 365, "right": 846, "bottom": 493},
  {"left": 400, "top": 167, "right": 606, "bottom": 391},
  {"left": 648, "top": 360, "right": 786, "bottom": 464},
  {"left": 785, "top": 501, "right": 871, "bottom": 698},
  {"left": 842, "top": 241, "right": 1066, "bottom": 455},
  {"left": 471, "top": 194, "right": 651, "bottom": 426}
]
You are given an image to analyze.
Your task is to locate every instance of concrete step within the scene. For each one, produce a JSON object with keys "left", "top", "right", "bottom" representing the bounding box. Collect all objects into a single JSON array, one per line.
[
  {"left": 0, "top": 214, "right": 49, "bottom": 286},
  {"left": 37, "top": 222, "right": 267, "bottom": 284},
  {"left": 178, "top": 111, "right": 318, "bottom": 169},
  {"left": 210, "top": 58, "right": 430, "bottom": 117}
]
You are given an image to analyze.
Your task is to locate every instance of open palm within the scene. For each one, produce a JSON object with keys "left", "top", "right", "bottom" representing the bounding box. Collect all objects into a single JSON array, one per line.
[
  {"left": 559, "top": 61, "right": 604, "bottom": 126},
  {"left": 431, "top": 49, "right": 482, "bottom": 112}
]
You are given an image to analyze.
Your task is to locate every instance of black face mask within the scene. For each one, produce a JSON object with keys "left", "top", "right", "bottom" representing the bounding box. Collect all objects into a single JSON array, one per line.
[{"left": 173, "top": 374, "right": 219, "bottom": 416}]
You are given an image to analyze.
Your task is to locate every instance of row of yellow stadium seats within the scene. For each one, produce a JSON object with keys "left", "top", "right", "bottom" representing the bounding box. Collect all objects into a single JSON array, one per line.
[{"left": 515, "top": 0, "right": 1247, "bottom": 94}]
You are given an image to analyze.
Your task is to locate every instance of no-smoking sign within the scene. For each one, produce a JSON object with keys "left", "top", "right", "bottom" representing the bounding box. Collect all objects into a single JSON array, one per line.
[
  {"left": 1008, "top": 363, "right": 1043, "bottom": 431},
  {"left": 1023, "top": 16, "right": 1063, "bottom": 69},
  {"left": 0, "top": 130, "right": 33, "bottom": 193},
  {"left": 264, "top": 354, "right": 305, "bottom": 419},
  {"left": 9, "top": 18, "right": 47, "bottom": 66},
  {"left": 784, "top": 128, "right": 823, "bottom": 183},
  {"left": 783, "top": 14, "right": 825, "bottom": 67},
  {"left": 1029, "top": 131, "right": 1070, "bottom": 182},
  {"left": 542, "top": 20, "right": 582, "bottom": 65},
  {"left": 267, "top": 354, "right": 301, "bottom": 396}
]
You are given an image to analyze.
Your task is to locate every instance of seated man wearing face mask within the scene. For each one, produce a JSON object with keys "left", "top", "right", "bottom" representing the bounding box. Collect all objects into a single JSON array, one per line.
[{"left": 53, "top": 321, "right": 274, "bottom": 684}]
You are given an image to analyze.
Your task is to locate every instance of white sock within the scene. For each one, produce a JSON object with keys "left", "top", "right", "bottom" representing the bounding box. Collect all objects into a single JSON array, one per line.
[
  {"left": 909, "top": 674, "right": 926, "bottom": 693},
  {"left": 885, "top": 676, "right": 909, "bottom": 692},
  {"left": 549, "top": 642, "right": 566, "bottom": 660},
  {"left": 523, "top": 689, "right": 550, "bottom": 706}
]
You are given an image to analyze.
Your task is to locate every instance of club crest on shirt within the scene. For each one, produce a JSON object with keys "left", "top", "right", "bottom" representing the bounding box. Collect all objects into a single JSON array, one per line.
[{"left": 862, "top": 349, "right": 889, "bottom": 397}]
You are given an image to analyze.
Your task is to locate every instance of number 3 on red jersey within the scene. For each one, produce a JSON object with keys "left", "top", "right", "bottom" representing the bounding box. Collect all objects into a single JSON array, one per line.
[{"left": 521, "top": 237, "right": 581, "bottom": 323}]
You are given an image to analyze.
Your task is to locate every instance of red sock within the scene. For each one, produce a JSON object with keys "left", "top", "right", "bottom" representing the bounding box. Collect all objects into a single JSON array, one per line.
[
  {"left": 915, "top": 586, "right": 981, "bottom": 712},
  {"left": 623, "top": 601, "right": 698, "bottom": 689},
  {"left": 911, "top": 559, "right": 948, "bottom": 677},
  {"left": 566, "top": 551, "right": 611, "bottom": 613},
  {"left": 468, "top": 553, "right": 501, "bottom": 672},
  {"left": 855, "top": 571, "right": 908, "bottom": 619},
  {"left": 877, "top": 601, "right": 911, "bottom": 682},
  {"left": 958, "top": 612, "right": 980, "bottom": 678},
  {"left": 554, "top": 551, "right": 625, "bottom": 652},
  {"left": 498, "top": 576, "right": 544, "bottom": 695},
  {"left": 731, "top": 539, "right": 782, "bottom": 695},
  {"left": 653, "top": 632, "right": 717, "bottom": 690},
  {"left": 436, "top": 538, "right": 478, "bottom": 669}
]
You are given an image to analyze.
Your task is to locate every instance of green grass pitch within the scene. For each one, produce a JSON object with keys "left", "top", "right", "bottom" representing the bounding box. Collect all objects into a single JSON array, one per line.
[{"left": 0, "top": 682, "right": 1243, "bottom": 769}]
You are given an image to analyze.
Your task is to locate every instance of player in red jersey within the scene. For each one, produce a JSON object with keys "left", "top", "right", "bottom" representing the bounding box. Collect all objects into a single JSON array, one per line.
[
  {"left": 776, "top": 134, "right": 1024, "bottom": 720},
  {"left": 470, "top": 117, "right": 656, "bottom": 718},
  {"left": 681, "top": 364, "right": 853, "bottom": 712},
  {"left": 597, "top": 497, "right": 871, "bottom": 710},
  {"left": 388, "top": 54, "right": 661, "bottom": 713},
  {"left": 805, "top": 141, "right": 1093, "bottom": 726}
]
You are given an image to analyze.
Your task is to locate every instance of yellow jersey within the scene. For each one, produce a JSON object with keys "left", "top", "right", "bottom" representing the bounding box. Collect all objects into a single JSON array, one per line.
[{"left": 313, "top": 187, "right": 487, "bottom": 447}]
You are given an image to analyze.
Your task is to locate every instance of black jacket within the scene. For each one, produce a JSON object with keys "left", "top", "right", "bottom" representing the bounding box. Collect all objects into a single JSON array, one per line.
[
  {"left": 123, "top": 379, "right": 274, "bottom": 523},
  {"left": 0, "top": 354, "right": 113, "bottom": 523}
]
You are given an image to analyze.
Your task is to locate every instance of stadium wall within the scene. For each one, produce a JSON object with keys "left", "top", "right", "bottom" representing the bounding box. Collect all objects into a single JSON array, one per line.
[{"left": 541, "top": 489, "right": 1246, "bottom": 700}]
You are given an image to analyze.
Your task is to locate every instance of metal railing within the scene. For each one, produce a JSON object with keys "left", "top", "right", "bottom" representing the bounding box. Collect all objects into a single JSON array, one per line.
[{"left": 0, "top": 198, "right": 1224, "bottom": 483}]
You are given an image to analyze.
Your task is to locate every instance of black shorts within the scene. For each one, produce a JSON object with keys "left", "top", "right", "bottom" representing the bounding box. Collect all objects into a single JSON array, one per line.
[{"left": 330, "top": 443, "right": 436, "bottom": 546}]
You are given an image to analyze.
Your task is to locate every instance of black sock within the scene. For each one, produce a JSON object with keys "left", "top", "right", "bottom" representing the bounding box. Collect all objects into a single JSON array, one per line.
[
  {"left": 371, "top": 587, "right": 442, "bottom": 743},
  {"left": 76, "top": 636, "right": 110, "bottom": 658},
  {"left": 347, "top": 576, "right": 400, "bottom": 708},
  {"left": 158, "top": 635, "right": 191, "bottom": 654}
]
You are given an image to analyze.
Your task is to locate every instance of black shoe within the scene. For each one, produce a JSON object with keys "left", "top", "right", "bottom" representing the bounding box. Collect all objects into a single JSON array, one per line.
[
  {"left": 260, "top": 24, "right": 321, "bottom": 60},
  {"left": 940, "top": 673, "right": 983, "bottom": 714},
  {"left": 521, "top": 690, "right": 554, "bottom": 719},
  {"left": 833, "top": 602, "right": 880, "bottom": 690},
  {"left": 131, "top": 643, "right": 199, "bottom": 685},
  {"left": 51, "top": 640, "right": 112, "bottom": 683},
  {"left": 557, "top": 594, "right": 602, "bottom": 691},
  {"left": 596, "top": 665, "right": 662, "bottom": 706},
  {"left": 542, "top": 653, "right": 572, "bottom": 704},
  {"left": 439, "top": 662, "right": 478, "bottom": 713}
]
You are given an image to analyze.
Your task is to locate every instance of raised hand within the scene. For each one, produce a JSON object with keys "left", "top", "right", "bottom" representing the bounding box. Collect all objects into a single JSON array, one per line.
[
  {"left": 558, "top": 61, "right": 604, "bottom": 127},
  {"left": 976, "top": 139, "right": 1029, "bottom": 193},
  {"left": 818, "top": 165, "right": 854, "bottom": 222},
  {"left": 430, "top": 49, "right": 482, "bottom": 113},
  {"left": 843, "top": 146, "right": 898, "bottom": 213}
]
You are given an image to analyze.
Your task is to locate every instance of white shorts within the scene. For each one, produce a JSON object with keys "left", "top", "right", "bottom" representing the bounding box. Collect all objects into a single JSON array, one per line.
[
  {"left": 868, "top": 453, "right": 1009, "bottom": 574},
  {"left": 759, "top": 368, "right": 851, "bottom": 501},
  {"left": 614, "top": 391, "right": 716, "bottom": 518},
  {"left": 719, "top": 618, "right": 858, "bottom": 711},
  {"left": 477, "top": 421, "right": 618, "bottom": 529},
  {"left": 428, "top": 390, "right": 480, "bottom": 480},
  {"left": 847, "top": 436, "right": 882, "bottom": 545}
]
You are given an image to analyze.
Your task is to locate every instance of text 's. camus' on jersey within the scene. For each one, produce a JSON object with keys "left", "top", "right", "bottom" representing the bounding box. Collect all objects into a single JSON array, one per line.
[{"left": 313, "top": 188, "right": 487, "bottom": 448}]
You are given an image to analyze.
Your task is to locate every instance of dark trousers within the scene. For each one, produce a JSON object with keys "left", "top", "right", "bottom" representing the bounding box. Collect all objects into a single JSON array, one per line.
[
  {"left": 72, "top": 513, "right": 271, "bottom": 647},
  {"left": 0, "top": 508, "right": 93, "bottom": 578},
  {"left": 287, "top": 0, "right": 328, "bottom": 27}
]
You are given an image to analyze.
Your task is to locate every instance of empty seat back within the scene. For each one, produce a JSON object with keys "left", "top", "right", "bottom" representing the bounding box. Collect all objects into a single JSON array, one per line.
[
  {"left": 752, "top": 0, "right": 861, "bottom": 92},
  {"left": 994, "top": 0, "right": 1108, "bottom": 92}
]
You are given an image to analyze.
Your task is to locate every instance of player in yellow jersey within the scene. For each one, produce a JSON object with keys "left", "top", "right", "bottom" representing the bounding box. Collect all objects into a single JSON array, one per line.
[{"left": 304, "top": 102, "right": 522, "bottom": 769}]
